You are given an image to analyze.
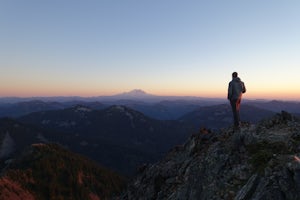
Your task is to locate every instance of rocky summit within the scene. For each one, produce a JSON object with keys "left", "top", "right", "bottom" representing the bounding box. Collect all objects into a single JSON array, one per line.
[{"left": 122, "top": 111, "right": 300, "bottom": 200}]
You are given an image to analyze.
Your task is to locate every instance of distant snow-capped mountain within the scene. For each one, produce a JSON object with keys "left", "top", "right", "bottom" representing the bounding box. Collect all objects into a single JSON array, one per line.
[
  {"left": 119, "top": 89, "right": 150, "bottom": 96},
  {"left": 113, "top": 89, "right": 155, "bottom": 98}
]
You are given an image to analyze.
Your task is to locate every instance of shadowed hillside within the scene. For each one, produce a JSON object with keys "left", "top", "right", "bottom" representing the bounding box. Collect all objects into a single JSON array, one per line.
[
  {"left": 17, "top": 105, "right": 191, "bottom": 175},
  {"left": 0, "top": 143, "right": 126, "bottom": 200}
]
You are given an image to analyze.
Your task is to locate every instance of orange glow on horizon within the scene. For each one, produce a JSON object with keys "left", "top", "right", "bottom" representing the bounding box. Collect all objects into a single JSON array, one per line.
[
  {"left": 246, "top": 90, "right": 300, "bottom": 101},
  {"left": 1, "top": 89, "right": 299, "bottom": 101},
  {"left": 1, "top": 83, "right": 300, "bottom": 100}
]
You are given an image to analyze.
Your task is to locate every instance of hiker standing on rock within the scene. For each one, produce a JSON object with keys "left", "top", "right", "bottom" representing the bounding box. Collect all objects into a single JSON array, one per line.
[{"left": 227, "top": 72, "right": 246, "bottom": 129}]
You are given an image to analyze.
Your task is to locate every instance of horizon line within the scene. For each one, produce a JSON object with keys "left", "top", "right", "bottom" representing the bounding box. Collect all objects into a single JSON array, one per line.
[
  {"left": 0, "top": 95, "right": 299, "bottom": 103},
  {"left": 1, "top": 89, "right": 300, "bottom": 102}
]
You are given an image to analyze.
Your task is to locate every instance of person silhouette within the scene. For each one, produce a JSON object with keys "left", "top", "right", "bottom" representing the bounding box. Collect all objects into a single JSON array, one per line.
[{"left": 227, "top": 72, "right": 246, "bottom": 129}]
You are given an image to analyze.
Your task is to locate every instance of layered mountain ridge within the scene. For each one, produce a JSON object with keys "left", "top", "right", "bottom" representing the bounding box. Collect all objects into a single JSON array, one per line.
[
  {"left": 2, "top": 105, "right": 191, "bottom": 175},
  {"left": 1, "top": 99, "right": 300, "bottom": 199}
]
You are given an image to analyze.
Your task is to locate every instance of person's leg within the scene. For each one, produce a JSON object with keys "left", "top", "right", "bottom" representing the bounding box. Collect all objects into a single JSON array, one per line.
[
  {"left": 230, "top": 99, "right": 239, "bottom": 127},
  {"left": 236, "top": 98, "right": 241, "bottom": 126}
]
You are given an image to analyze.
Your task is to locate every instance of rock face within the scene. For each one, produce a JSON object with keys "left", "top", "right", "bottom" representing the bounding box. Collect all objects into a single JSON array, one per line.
[{"left": 122, "top": 111, "right": 300, "bottom": 200}]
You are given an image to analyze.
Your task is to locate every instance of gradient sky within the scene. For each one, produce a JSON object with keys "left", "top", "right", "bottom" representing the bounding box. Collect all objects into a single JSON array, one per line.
[{"left": 1, "top": 1, "right": 300, "bottom": 100}]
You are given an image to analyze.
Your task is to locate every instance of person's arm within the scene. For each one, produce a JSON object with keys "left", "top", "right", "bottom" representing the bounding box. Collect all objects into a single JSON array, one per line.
[
  {"left": 241, "top": 82, "right": 246, "bottom": 93},
  {"left": 227, "top": 82, "right": 232, "bottom": 100}
]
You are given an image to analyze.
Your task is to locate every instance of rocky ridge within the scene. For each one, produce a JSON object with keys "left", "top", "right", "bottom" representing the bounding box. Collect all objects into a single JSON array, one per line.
[{"left": 123, "top": 111, "right": 300, "bottom": 200}]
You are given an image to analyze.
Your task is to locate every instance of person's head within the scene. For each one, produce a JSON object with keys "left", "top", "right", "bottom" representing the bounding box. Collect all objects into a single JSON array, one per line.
[{"left": 232, "top": 72, "right": 238, "bottom": 78}]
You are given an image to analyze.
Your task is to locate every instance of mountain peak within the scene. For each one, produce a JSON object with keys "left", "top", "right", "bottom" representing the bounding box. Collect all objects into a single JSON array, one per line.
[
  {"left": 130, "top": 89, "right": 147, "bottom": 94},
  {"left": 112, "top": 89, "right": 156, "bottom": 100},
  {"left": 122, "top": 89, "right": 148, "bottom": 96}
]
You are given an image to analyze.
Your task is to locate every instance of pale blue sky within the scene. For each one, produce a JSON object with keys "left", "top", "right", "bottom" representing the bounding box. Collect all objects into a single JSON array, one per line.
[{"left": 1, "top": 0, "right": 300, "bottom": 99}]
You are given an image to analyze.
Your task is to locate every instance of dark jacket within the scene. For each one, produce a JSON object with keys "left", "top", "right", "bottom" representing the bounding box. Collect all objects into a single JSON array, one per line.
[{"left": 228, "top": 77, "right": 246, "bottom": 100}]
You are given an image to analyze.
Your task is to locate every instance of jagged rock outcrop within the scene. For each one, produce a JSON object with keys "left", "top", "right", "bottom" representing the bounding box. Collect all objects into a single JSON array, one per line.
[{"left": 122, "top": 111, "right": 300, "bottom": 200}]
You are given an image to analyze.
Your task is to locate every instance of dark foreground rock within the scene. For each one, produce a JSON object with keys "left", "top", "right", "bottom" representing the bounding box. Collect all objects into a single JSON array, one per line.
[{"left": 122, "top": 112, "right": 300, "bottom": 200}]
